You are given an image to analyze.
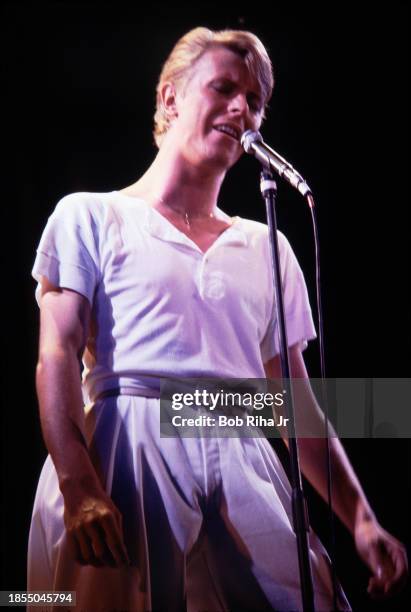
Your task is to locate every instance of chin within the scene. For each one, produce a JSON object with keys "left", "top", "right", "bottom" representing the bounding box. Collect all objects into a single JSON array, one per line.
[
  {"left": 187, "top": 141, "right": 241, "bottom": 172},
  {"left": 207, "top": 145, "right": 242, "bottom": 171}
]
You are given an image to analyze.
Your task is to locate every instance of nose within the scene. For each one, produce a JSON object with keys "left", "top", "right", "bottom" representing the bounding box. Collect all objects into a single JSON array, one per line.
[
  {"left": 227, "top": 92, "right": 249, "bottom": 116},
  {"left": 227, "top": 92, "right": 259, "bottom": 132}
]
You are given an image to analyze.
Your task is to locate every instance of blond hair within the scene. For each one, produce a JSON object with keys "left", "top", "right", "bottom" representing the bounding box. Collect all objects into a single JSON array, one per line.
[{"left": 153, "top": 27, "right": 274, "bottom": 148}]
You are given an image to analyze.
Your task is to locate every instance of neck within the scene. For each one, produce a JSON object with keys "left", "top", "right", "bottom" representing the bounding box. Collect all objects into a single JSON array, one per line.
[{"left": 124, "top": 134, "right": 227, "bottom": 216}]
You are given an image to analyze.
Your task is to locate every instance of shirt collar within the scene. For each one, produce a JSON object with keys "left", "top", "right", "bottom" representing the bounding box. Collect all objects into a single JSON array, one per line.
[{"left": 143, "top": 200, "right": 248, "bottom": 252}]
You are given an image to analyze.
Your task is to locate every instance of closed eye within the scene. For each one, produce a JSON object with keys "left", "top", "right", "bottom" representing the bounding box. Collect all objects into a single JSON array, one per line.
[
  {"left": 247, "top": 93, "right": 263, "bottom": 113},
  {"left": 210, "top": 80, "right": 262, "bottom": 114},
  {"left": 210, "top": 79, "right": 234, "bottom": 94}
]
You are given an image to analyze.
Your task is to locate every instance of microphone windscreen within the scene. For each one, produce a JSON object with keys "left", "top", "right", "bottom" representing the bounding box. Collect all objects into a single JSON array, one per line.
[{"left": 240, "top": 130, "right": 262, "bottom": 153}]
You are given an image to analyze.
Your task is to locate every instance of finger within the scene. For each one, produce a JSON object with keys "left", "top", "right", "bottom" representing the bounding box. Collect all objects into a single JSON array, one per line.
[
  {"left": 383, "top": 549, "right": 409, "bottom": 595},
  {"left": 74, "top": 528, "right": 96, "bottom": 566},
  {"left": 101, "top": 512, "right": 130, "bottom": 567},
  {"left": 369, "top": 538, "right": 389, "bottom": 573},
  {"left": 66, "top": 531, "right": 82, "bottom": 563},
  {"left": 367, "top": 560, "right": 390, "bottom": 596},
  {"left": 370, "top": 539, "right": 399, "bottom": 587},
  {"left": 105, "top": 518, "right": 130, "bottom": 565},
  {"left": 86, "top": 522, "right": 105, "bottom": 558},
  {"left": 367, "top": 573, "right": 388, "bottom": 600},
  {"left": 369, "top": 546, "right": 408, "bottom": 598},
  {"left": 392, "top": 548, "right": 408, "bottom": 580},
  {"left": 85, "top": 521, "right": 114, "bottom": 567}
]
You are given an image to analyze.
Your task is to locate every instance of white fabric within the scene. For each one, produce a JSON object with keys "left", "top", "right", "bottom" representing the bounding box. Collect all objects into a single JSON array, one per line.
[
  {"left": 28, "top": 191, "right": 351, "bottom": 611},
  {"left": 29, "top": 396, "right": 350, "bottom": 612},
  {"left": 32, "top": 191, "right": 317, "bottom": 400}
]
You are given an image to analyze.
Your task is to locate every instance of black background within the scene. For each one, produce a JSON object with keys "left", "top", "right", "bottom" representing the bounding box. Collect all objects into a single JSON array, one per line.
[{"left": 1, "top": 1, "right": 410, "bottom": 610}]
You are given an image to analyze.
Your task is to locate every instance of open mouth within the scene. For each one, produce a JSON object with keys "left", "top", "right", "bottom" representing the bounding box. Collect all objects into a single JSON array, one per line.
[{"left": 213, "top": 124, "right": 240, "bottom": 140}]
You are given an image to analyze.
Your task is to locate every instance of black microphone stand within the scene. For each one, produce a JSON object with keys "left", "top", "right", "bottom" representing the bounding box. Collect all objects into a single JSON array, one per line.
[{"left": 260, "top": 169, "right": 316, "bottom": 612}]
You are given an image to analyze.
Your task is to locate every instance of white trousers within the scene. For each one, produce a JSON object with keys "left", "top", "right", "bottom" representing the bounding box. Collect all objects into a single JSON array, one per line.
[{"left": 28, "top": 395, "right": 351, "bottom": 611}]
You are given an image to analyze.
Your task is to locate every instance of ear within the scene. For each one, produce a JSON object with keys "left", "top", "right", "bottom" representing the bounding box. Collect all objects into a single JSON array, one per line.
[{"left": 160, "top": 82, "right": 178, "bottom": 119}]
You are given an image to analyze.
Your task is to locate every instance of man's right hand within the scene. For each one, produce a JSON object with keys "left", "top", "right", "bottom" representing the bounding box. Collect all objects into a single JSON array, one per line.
[{"left": 63, "top": 486, "right": 130, "bottom": 568}]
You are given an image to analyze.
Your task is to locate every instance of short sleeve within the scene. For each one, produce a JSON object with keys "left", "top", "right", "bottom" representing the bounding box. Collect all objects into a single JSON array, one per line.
[
  {"left": 260, "top": 231, "right": 317, "bottom": 362},
  {"left": 32, "top": 193, "right": 102, "bottom": 305}
]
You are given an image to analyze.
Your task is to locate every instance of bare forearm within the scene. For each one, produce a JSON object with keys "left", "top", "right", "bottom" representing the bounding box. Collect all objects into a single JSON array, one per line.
[
  {"left": 36, "top": 350, "right": 129, "bottom": 567},
  {"left": 297, "top": 435, "right": 375, "bottom": 534},
  {"left": 36, "top": 349, "right": 101, "bottom": 496},
  {"left": 277, "top": 377, "right": 375, "bottom": 534}
]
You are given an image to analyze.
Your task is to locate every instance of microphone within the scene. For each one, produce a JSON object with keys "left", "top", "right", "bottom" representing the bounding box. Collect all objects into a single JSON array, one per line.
[{"left": 241, "top": 130, "right": 311, "bottom": 197}]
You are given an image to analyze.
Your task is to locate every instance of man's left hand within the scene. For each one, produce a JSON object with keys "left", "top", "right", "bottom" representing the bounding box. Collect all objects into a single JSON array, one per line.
[{"left": 355, "top": 516, "right": 408, "bottom": 599}]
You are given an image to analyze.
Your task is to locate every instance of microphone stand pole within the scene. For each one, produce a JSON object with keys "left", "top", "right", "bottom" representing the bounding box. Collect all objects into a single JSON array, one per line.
[{"left": 260, "top": 169, "right": 316, "bottom": 612}]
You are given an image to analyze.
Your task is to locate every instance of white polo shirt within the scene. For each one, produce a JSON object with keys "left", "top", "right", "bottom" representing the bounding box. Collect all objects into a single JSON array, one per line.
[{"left": 32, "top": 192, "right": 316, "bottom": 399}]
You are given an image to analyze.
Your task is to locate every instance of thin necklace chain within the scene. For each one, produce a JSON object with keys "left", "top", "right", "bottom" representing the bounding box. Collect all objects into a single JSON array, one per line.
[{"left": 155, "top": 196, "right": 215, "bottom": 231}]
